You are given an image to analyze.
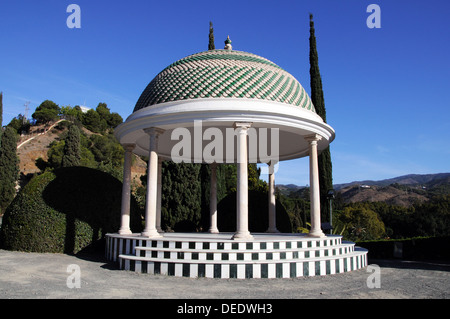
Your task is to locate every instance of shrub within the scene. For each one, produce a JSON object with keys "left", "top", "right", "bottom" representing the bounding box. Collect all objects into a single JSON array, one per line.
[{"left": 0, "top": 167, "right": 143, "bottom": 254}]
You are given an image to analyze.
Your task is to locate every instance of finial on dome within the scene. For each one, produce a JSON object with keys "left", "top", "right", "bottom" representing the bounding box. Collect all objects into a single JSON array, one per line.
[{"left": 224, "top": 35, "right": 232, "bottom": 50}]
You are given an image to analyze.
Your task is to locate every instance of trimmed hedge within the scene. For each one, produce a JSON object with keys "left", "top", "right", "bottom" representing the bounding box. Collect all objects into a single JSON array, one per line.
[
  {"left": 357, "top": 236, "right": 450, "bottom": 261},
  {"left": 217, "top": 190, "right": 292, "bottom": 233},
  {"left": 0, "top": 167, "right": 142, "bottom": 254}
]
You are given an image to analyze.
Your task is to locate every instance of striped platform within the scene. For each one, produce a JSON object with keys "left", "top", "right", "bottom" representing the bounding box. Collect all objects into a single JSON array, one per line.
[{"left": 105, "top": 233, "right": 368, "bottom": 279}]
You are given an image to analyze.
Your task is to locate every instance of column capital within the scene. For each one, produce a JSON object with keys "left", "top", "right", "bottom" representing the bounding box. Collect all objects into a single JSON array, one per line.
[
  {"left": 144, "top": 127, "right": 165, "bottom": 136},
  {"left": 304, "top": 133, "right": 323, "bottom": 143},
  {"left": 233, "top": 122, "right": 253, "bottom": 130},
  {"left": 122, "top": 143, "right": 136, "bottom": 152},
  {"left": 268, "top": 160, "right": 279, "bottom": 173}
]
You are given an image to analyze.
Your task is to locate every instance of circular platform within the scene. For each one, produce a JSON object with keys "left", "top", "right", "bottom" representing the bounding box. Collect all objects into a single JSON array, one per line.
[{"left": 106, "top": 233, "right": 368, "bottom": 279}]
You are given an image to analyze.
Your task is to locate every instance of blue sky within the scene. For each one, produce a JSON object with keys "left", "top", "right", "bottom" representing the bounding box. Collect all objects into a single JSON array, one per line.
[{"left": 1, "top": 0, "right": 449, "bottom": 186}]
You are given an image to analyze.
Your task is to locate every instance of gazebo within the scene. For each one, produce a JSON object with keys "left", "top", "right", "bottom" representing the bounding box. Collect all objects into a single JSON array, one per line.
[{"left": 106, "top": 38, "right": 368, "bottom": 278}]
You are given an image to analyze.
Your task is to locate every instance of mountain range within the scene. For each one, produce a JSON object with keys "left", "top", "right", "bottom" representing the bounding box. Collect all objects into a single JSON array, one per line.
[
  {"left": 277, "top": 173, "right": 450, "bottom": 191},
  {"left": 277, "top": 173, "right": 450, "bottom": 207}
]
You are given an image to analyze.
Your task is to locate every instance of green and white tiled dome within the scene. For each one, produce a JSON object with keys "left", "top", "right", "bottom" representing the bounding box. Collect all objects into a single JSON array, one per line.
[{"left": 134, "top": 49, "right": 315, "bottom": 113}]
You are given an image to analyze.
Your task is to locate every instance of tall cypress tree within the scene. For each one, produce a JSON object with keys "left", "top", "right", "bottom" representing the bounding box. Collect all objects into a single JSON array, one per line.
[
  {"left": 208, "top": 21, "right": 215, "bottom": 50},
  {"left": 0, "top": 126, "right": 19, "bottom": 213},
  {"left": 309, "top": 14, "right": 333, "bottom": 224},
  {"left": 62, "top": 124, "right": 81, "bottom": 167},
  {"left": 199, "top": 20, "right": 216, "bottom": 229}
]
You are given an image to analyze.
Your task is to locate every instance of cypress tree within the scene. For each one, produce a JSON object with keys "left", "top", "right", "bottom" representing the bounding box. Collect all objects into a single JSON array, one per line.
[
  {"left": 0, "top": 126, "right": 19, "bottom": 213},
  {"left": 161, "top": 162, "right": 202, "bottom": 231},
  {"left": 62, "top": 124, "right": 81, "bottom": 167},
  {"left": 208, "top": 21, "right": 215, "bottom": 50},
  {"left": 309, "top": 14, "right": 333, "bottom": 224}
]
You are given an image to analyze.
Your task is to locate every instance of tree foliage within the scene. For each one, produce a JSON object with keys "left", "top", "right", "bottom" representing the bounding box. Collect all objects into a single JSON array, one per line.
[
  {"left": 0, "top": 127, "right": 19, "bottom": 213},
  {"left": 82, "top": 109, "right": 105, "bottom": 133},
  {"left": 60, "top": 105, "right": 83, "bottom": 123},
  {"left": 46, "top": 124, "right": 123, "bottom": 177},
  {"left": 32, "top": 100, "right": 60, "bottom": 125},
  {"left": 329, "top": 196, "right": 450, "bottom": 241},
  {"left": 61, "top": 124, "right": 81, "bottom": 167},
  {"left": 161, "top": 162, "right": 202, "bottom": 231},
  {"left": 309, "top": 14, "right": 333, "bottom": 222},
  {"left": 80, "top": 103, "right": 123, "bottom": 133},
  {"left": 7, "top": 114, "right": 31, "bottom": 135},
  {"left": 0, "top": 167, "right": 142, "bottom": 254},
  {"left": 208, "top": 21, "right": 215, "bottom": 50},
  {"left": 334, "top": 204, "right": 386, "bottom": 241}
]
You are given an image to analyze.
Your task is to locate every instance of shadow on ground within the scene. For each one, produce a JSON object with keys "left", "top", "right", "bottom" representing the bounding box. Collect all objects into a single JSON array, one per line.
[{"left": 369, "top": 258, "right": 450, "bottom": 272}]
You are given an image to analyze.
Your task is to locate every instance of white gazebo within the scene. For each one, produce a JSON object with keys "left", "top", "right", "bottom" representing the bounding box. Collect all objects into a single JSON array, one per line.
[{"left": 106, "top": 38, "right": 368, "bottom": 279}]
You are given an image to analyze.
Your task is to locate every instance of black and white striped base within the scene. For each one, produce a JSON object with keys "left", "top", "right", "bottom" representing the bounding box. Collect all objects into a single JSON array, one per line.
[{"left": 106, "top": 233, "right": 368, "bottom": 279}]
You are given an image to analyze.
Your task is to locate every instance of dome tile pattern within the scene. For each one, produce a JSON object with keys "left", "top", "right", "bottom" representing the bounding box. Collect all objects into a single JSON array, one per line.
[{"left": 134, "top": 49, "right": 315, "bottom": 113}]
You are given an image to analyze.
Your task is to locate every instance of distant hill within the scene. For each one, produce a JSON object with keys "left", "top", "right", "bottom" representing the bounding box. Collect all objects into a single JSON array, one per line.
[
  {"left": 277, "top": 173, "right": 450, "bottom": 207},
  {"left": 276, "top": 184, "right": 305, "bottom": 196},
  {"left": 333, "top": 173, "right": 450, "bottom": 190}
]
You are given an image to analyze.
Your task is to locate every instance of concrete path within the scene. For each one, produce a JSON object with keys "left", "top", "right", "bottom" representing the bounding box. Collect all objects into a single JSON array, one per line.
[{"left": 0, "top": 249, "right": 448, "bottom": 299}]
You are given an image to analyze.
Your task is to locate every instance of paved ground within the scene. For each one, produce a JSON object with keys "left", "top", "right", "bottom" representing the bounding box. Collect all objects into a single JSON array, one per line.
[{"left": 0, "top": 249, "right": 448, "bottom": 299}]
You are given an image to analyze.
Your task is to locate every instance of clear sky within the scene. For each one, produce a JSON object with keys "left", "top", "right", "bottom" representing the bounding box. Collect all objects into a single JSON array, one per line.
[{"left": 1, "top": 0, "right": 449, "bottom": 186}]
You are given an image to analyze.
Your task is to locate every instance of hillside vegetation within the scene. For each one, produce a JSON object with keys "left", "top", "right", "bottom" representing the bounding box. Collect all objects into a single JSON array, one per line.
[{"left": 278, "top": 174, "right": 450, "bottom": 241}]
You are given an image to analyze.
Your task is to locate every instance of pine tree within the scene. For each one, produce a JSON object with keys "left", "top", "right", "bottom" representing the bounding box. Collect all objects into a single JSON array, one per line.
[
  {"left": 208, "top": 21, "right": 215, "bottom": 50},
  {"left": 0, "top": 126, "right": 19, "bottom": 213},
  {"left": 309, "top": 14, "right": 333, "bottom": 223},
  {"left": 62, "top": 124, "right": 81, "bottom": 167}
]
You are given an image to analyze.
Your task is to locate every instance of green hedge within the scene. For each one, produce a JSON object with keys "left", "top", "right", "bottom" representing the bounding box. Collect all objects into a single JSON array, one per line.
[
  {"left": 0, "top": 167, "right": 142, "bottom": 254},
  {"left": 357, "top": 236, "right": 450, "bottom": 261}
]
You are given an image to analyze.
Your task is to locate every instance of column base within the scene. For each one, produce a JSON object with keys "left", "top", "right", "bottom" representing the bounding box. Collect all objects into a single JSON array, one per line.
[
  {"left": 232, "top": 231, "right": 254, "bottom": 240},
  {"left": 208, "top": 228, "right": 219, "bottom": 234},
  {"left": 307, "top": 229, "right": 326, "bottom": 238},
  {"left": 118, "top": 228, "right": 132, "bottom": 235},
  {"left": 141, "top": 229, "right": 163, "bottom": 238},
  {"left": 265, "top": 228, "right": 280, "bottom": 233}
]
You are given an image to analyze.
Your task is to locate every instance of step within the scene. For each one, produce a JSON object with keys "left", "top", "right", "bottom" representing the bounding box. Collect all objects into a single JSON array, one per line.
[
  {"left": 106, "top": 233, "right": 368, "bottom": 279},
  {"left": 118, "top": 249, "right": 368, "bottom": 279},
  {"left": 105, "top": 233, "right": 344, "bottom": 262},
  {"left": 133, "top": 243, "right": 355, "bottom": 261}
]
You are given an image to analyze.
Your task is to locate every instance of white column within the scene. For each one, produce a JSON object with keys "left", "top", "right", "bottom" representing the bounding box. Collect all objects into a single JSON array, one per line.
[
  {"left": 305, "top": 134, "right": 325, "bottom": 238},
  {"left": 266, "top": 161, "right": 279, "bottom": 233},
  {"left": 119, "top": 143, "right": 135, "bottom": 235},
  {"left": 156, "top": 157, "right": 163, "bottom": 233},
  {"left": 233, "top": 122, "right": 253, "bottom": 240},
  {"left": 142, "top": 128, "right": 164, "bottom": 238},
  {"left": 208, "top": 163, "right": 219, "bottom": 233}
]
